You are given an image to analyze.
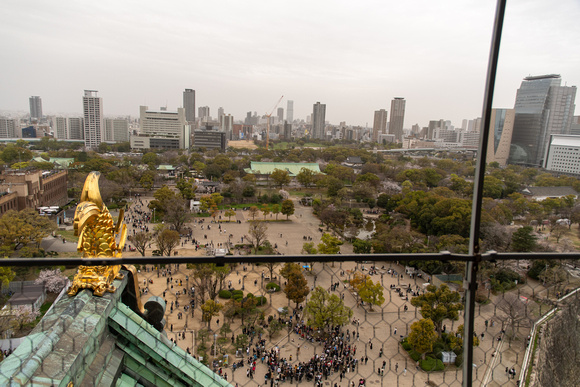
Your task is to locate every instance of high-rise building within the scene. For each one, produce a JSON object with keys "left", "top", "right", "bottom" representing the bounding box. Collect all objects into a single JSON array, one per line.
[
  {"left": 131, "top": 106, "right": 189, "bottom": 150},
  {"left": 312, "top": 102, "right": 326, "bottom": 139},
  {"left": 198, "top": 106, "right": 210, "bottom": 122},
  {"left": 105, "top": 118, "right": 129, "bottom": 142},
  {"left": 68, "top": 117, "right": 84, "bottom": 140},
  {"left": 372, "top": 109, "right": 388, "bottom": 143},
  {"left": 509, "top": 74, "right": 577, "bottom": 166},
  {"left": 183, "top": 89, "right": 196, "bottom": 125},
  {"left": 486, "top": 108, "right": 515, "bottom": 166},
  {"left": 82, "top": 90, "right": 104, "bottom": 148},
  {"left": 53, "top": 117, "right": 68, "bottom": 139},
  {"left": 29, "top": 96, "right": 43, "bottom": 120},
  {"left": 287, "top": 100, "right": 294, "bottom": 124},
  {"left": 0, "top": 118, "right": 18, "bottom": 138},
  {"left": 217, "top": 107, "right": 224, "bottom": 120},
  {"left": 220, "top": 114, "right": 234, "bottom": 140},
  {"left": 388, "top": 97, "right": 405, "bottom": 142},
  {"left": 277, "top": 107, "right": 284, "bottom": 123}
]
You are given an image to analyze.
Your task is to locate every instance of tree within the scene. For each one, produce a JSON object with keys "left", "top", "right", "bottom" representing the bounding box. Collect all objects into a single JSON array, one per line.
[
  {"left": 189, "top": 264, "right": 232, "bottom": 304},
  {"left": 261, "top": 206, "right": 270, "bottom": 220},
  {"left": 142, "top": 152, "right": 160, "bottom": 166},
  {"left": 297, "top": 167, "right": 316, "bottom": 188},
  {"left": 271, "top": 168, "right": 291, "bottom": 188},
  {"left": 201, "top": 299, "right": 224, "bottom": 330},
  {"left": 176, "top": 178, "right": 196, "bottom": 200},
  {"left": 358, "top": 278, "right": 385, "bottom": 311},
  {"left": 271, "top": 204, "right": 281, "bottom": 220},
  {"left": 305, "top": 286, "right": 353, "bottom": 332},
  {"left": 280, "top": 262, "right": 302, "bottom": 280},
  {"left": 267, "top": 319, "right": 284, "bottom": 339},
  {"left": 128, "top": 231, "right": 153, "bottom": 256},
  {"left": 511, "top": 226, "right": 537, "bottom": 252},
  {"left": 352, "top": 238, "right": 372, "bottom": 254},
  {"left": 154, "top": 226, "right": 180, "bottom": 256},
  {"left": 496, "top": 293, "right": 532, "bottom": 337},
  {"left": 224, "top": 208, "right": 235, "bottom": 222},
  {"left": 0, "top": 209, "right": 56, "bottom": 251},
  {"left": 317, "top": 233, "right": 343, "bottom": 254},
  {"left": 35, "top": 269, "right": 67, "bottom": 293},
  {"left": 284, "top": 270, "right": 310, "bottom": 308},
  {"left": 139, "top": 170, "right": 156, "bottom": 190},
  {"left": 0, "top": 263, "right": 15, "bottom": 288},
  {"left": 245, "top": 220, "right": 268, "bottom": 251},
  {"left": 248, "top": 206, "right": 259, "bottom": 220},
  {"left": 11, "top": 305, "right": 40, "bottom": 331},
  {"left": 410, "top": 284, "right": 464, "bottom": 335},
  {"left": 163, "top": 197, "right": 192, "bottom": 233},
  {"left": 302, "top": 242, "right": 317, "bottom": 254},
  {"left": 281, "top": 199, "right": 295, "bottom": 220},
  {"left": 408, "top": 318, "right": 438, "bottom": 359}
]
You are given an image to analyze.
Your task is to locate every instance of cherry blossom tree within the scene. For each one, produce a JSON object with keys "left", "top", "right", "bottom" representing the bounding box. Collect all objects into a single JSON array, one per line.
[
  {"left": 11, "top": 305, "right": 40, "bottom": 331},
  {"left": 35, "top": 268, "right": 68, "bottom": 293}
]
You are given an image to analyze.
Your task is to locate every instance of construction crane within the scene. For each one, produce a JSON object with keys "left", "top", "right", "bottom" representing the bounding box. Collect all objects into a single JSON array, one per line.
[{"left": 265, "top": 95, "right": 284, "bottom": 150}]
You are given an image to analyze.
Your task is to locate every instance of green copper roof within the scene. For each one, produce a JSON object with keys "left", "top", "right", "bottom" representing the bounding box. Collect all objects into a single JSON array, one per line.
[
  {"left": 0, "top": 271, "right": 230, "bottom": 387},
  {"left": 244, "top": 161, "right": 321, "bottom": 176}
]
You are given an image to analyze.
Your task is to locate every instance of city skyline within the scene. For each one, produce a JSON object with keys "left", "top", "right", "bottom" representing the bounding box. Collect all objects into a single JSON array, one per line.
[{"left": 1, "top": 0, "right": 579, "bottom": 128}]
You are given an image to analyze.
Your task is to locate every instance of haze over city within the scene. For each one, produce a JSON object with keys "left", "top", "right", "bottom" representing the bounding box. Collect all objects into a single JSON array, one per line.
[{"left": 1, "top": 0, "right": 579, "bottom": 126}]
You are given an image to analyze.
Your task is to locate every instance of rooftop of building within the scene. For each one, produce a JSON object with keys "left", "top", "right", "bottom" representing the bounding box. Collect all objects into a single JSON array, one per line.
[
  {"left": 521, "top": 186, "right": 579, "bottom": 198},
  {"left": 549, "top": 134, "right": 580, "bottom": 147},
  {"left": 245, "top": 161, "right": 321, "bottom": 176},
  {"left": 524, "top": 74, "right": 561, "bottom": 81}
]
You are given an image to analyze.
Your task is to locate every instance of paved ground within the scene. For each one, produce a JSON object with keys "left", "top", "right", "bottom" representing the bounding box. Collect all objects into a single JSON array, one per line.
[{"left": 59, "top": 196, "right": 531, "bottom": 386}]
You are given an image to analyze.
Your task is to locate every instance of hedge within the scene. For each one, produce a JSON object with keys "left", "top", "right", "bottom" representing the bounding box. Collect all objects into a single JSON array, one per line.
[
  {"left": 231, "top": 290, "right": 243, "bottom": 296},
  {"left": 266, "top": 282, "right": 280, "bottom": 292},
  {"left": 409, "top": 350, "right": 421, "bottom": 362},
  {"left": 420, "top": 357, "right": 444, "bottom": 371},
  {"left": 256, "top": 296, "right": 267, "bottom": 306},
  {"left": 219, "top": 290, "right": 232, "bottom": 299}
]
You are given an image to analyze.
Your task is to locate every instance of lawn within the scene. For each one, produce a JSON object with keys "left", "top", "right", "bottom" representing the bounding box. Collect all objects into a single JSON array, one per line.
[{"left": 57, "top": 229, "right": 78, "bottom": 243}]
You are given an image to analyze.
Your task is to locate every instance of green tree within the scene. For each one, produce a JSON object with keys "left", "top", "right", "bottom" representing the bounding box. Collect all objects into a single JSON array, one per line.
[
  {"left": 142, "top": 152, "right": 160, "bottom": 166},
  {"left": 317, "top": 233, "right": 342, "bottom": 254},
  {"left": 408, "top": 318, "right": 438, "bottom": 359},
  {"left": 410, "top": 284, "right": 464, "bottom": 335},
  {"left": 305, "top": 286, "right": 353, "bottom": 332},
  {"left": 261, "top": 206, "right": 270, "bottom": 220},
  {"left": 201, "top": 299, "right": 224, "bottom": 330},
  {"left": 271, "top": 204, "right": 281, "bottom": 220},
  {"left": 358, "top": 278, "right": 385, "bottom": 311},
  {"left": 139, "top": 170, "right": 156, "bottom": 190},
  {"left": 0, "top": 209, "right": 55, "bottom": 251},
  {"left": 224, "top": 208, "right": 236, "bottom": 222},
  {"left": 267, "top": 319, "right": 284, "bottom": 339},
  {"left": 511, "top": 226, "right": 537, "bottom": 252},
  {"left": 271, "top": 168, "right": 291, "bottom": 188},
  {"left": 284, "top": 270, "right": 310, "bottom": 308},
  {"left": 296, "top": 167, "right": 316, "bottom": 188},
  {"left": 352, "top": 238, "right": 372, "bottom": 254},
  {"left": 281, "top": 199, "right": 295, "bottom": 220},
  {"left": 280, "top": 262, "right": 302, "bottom": 280}
]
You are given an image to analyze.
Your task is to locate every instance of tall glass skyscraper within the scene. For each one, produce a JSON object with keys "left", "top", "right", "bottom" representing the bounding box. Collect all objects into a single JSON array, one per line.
[
  {"left": 509, "top": 74, "right": 577, "bottom": 166},
  {"left": 183, "top": 89, "right": 196, "bottom": 125},
  {"left": 29, "top": 96, "right": 42, "bottom": 120}
]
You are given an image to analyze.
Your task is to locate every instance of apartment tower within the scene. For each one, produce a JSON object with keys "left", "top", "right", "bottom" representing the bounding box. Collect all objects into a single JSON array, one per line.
[
  {"left": 29, "top": 96, "right": 43, "bottom": 120},
  {"left": 373, "top": 109, "right": 388, "bottom": 143},
  {"left": 183, "top": 89, "right": 196, "bottom": 126},
  {"left": 82, "top": 90, "right": 104, "bottom": 148},
  {"left": 312, "top": 102, "right": 326, "bottom": 140},
  {"left": 389, "top": 97, "right": 406, "bottom": 142}
]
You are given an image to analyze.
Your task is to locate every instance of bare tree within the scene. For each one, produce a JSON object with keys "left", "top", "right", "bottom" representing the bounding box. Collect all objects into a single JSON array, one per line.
[
  {"left": 245, "top": 220, "right": 268, "bottom": 251},
  {"left": 154, "top": 226, "right": 180, "bottom": 256},
  {"left": 495, "top": 292, "right": 533, "bottom": 337},
  {"left": 163, "top": 197, "right": 192, "bottom": 233},
  {"left": 128, "top": 231, "right": 153, "bottom": 256}
]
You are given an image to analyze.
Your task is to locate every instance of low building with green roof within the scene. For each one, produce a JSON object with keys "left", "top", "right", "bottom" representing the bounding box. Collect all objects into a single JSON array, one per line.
[{"left": 244, "top": 161, "right": 321, "bottom": 177}]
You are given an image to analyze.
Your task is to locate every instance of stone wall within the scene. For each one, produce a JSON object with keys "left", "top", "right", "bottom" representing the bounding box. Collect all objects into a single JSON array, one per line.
[{"left": 529, "top": 295, "right": 580, "bottom": 387}]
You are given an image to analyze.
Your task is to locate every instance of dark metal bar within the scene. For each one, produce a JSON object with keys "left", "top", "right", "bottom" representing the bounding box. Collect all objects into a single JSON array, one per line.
[
  {"left": 464, "top": 0, "right": 507, "bottom": 385},
  {"left": 0, "top": 251, "right": 578, "bottom": 267}
]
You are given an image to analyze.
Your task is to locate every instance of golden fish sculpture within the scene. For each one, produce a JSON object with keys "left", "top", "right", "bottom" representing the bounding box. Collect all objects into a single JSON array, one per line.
[{"left": 67, "top": 172, "right": 128, "bottom": 297}]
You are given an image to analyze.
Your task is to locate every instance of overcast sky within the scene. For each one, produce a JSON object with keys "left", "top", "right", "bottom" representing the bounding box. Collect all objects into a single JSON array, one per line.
[{"left": 1, "top": 0, "right": 579, "bottom": 128}]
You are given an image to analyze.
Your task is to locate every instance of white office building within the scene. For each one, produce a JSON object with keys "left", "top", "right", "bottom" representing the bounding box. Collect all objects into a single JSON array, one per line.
[
  {"left": 544, "top": 134, "right": 580, "bottom": 175},
  {"left": 131, "top": 106, "right": 190, "bottom": 150},
  {"left": 83, "top": 90, "right": 104, "bottom": 148}
]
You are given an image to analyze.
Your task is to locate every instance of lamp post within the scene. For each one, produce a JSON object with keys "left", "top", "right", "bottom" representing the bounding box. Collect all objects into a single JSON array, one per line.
[{"left": 214, "top": 333, "right": 218, "bottom": 358}]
